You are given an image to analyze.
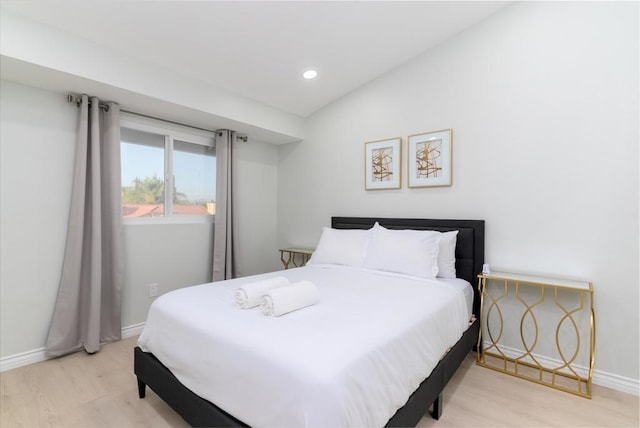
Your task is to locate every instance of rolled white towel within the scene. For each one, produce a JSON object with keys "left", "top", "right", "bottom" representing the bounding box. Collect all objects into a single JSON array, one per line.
[
  {"left": 234, "top": 276, "right": 289, "bottom": 309},
  {"left": 261, "top": 280, "right": 320, "bottom": 317}
]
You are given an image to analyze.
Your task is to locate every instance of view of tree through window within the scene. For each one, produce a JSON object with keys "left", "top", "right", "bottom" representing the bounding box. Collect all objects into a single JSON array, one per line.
[{"left": 121, "top": 125, "right": 215, "bottom": 219}]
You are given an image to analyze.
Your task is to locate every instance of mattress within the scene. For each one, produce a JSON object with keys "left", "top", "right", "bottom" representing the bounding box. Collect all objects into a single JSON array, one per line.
[{"left": 137, "top": 265, "right": 471, "bottom": 427}]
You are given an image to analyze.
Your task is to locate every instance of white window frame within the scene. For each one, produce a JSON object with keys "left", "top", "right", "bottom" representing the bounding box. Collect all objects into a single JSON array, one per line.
[{"left": 121, "top": 113, "right": 216, "bottom": 225}]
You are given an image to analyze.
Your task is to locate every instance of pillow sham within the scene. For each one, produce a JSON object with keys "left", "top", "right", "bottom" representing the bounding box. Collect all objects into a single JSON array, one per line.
[
  {"left": 437, "top": 230, "right": 458, "bottom": 279},
  {"left": 363, "top": 224, "right": 441, "bottom": 278},
  {"left": 307, "top": 227, "right": 371, "bottom": 267}
]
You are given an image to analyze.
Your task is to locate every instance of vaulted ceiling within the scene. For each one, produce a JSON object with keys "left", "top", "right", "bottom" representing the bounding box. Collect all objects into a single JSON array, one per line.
[{"left": 1, "top": 1, "right": 509, "bottom": 118}]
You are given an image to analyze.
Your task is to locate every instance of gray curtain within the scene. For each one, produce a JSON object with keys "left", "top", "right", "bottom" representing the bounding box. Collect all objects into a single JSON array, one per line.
[
  {"left": 212, "top": 130, "right": 237, "bottom": 281},
  {"left": 45, "top": 94, "right": 124, "bottom": 358}
]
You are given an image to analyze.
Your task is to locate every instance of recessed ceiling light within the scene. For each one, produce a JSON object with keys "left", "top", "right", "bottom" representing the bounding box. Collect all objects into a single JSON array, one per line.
[{"left": 302, "top": 70, "right": 318, "bottom": 80}]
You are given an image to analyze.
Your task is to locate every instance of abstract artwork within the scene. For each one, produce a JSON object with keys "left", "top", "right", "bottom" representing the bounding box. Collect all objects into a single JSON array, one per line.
[
  {"left": 408, "top": 129, "right": 452, "bottom": 187},
  {"left": 365, "top": 137, "right": 401, "bottom": 190}
]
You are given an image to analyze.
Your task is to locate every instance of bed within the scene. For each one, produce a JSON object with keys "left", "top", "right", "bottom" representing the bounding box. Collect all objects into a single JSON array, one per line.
[{"left": 134, "top": 217, "right": 484, "bottom": 427}]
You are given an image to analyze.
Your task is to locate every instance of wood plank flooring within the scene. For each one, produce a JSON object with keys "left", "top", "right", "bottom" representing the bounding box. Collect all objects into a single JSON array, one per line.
[{"left": 1, "top": 336, "right": 638, "bottom": 427}]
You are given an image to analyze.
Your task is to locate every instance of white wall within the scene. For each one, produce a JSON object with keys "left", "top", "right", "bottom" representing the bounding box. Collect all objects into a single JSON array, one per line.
[
  {"left": 0, "top": 80, "right": 281, "bottom": 359},
  {"left": 0, "top": 80, "right": 76, "bottom": 357},
  {"left": 234, "top": 140, "right": 282, "bottom": 277},
  {"left": 121, "top": 223, "right": 214, "bottom": 329},
  {"left": 277, "top": 1, "right": 639, "bottom": 383}
]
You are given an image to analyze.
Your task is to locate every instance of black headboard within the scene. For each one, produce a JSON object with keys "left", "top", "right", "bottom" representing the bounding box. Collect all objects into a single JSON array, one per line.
[{"left": 331, "top": 217, "right": 485, "bottom": 317}]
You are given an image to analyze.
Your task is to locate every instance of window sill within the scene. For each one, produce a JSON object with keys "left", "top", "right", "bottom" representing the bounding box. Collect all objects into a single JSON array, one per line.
[{"left": 123, "top": 215, "right": 215, "bottom": 226}]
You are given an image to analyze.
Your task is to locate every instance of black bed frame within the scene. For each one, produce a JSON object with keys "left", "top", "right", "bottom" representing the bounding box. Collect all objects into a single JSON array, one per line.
[{"left": 134, "top": 217, "right": 484, "bottom": 427}]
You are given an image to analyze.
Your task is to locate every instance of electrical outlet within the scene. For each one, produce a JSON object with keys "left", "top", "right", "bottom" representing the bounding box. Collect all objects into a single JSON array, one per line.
[{"left": 148, "top": 283, "right": 158, "bottom": 298}]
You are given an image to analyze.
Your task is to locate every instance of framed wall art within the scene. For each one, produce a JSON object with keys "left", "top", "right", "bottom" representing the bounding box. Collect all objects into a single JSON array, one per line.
[
  {"left": 408, "top": 129, "right": 452, "bottom": 188},
  {"left": 364, "top": 137, "right": 402, "bottom": 190}
]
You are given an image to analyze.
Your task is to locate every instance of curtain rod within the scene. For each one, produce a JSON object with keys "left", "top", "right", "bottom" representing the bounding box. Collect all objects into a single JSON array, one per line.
[{"left": 66, "top": 93, "right": 248, "bottom": 142}]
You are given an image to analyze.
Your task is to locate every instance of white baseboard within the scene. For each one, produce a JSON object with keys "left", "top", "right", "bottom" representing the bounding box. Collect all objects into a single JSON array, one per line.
[
  {"left": 592, "top": 370, "right": 640, "bottom": 396},
  {"left": 0, "top": 322, "right": 146, "bottom": 373},
  {"left": 482, "top": 341, "right": 639, "bottom": 396},
  {"left": 2, "top": 329, "right": 637, "bottom": 397},
  {"left": 121, "top": 322, "right": 145, "bottom": 338},
  {"left": 0, "top": 346, "right": 46, "bottom": 373}
]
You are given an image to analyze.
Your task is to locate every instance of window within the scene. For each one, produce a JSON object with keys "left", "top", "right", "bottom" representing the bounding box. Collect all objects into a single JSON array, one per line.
[{"left": 120, "top": 117, "right": 215, "bottom": 222}]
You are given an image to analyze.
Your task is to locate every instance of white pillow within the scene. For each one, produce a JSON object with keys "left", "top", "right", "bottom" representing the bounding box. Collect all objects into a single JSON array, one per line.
[
  {"left": 363, "top": 224, "right": 441, "bottom": 278},
  {"left": 307, "top": 227, "right": 371, "bottom": 267},
  {"left": 437, "top": 230, "right": 459, "bottom": 279}
]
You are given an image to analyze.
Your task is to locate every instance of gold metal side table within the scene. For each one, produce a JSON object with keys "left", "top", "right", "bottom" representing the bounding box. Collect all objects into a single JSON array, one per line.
[
  {"left": 477, "top": 271, "right": 595, "bottom": 398},
  {"left": 278, "top": 248, "right": 314, "bottom": 269}
]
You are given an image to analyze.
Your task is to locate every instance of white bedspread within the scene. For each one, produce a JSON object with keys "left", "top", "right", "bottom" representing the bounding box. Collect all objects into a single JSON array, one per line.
[{"left": 137, "top": 265, "right": 471, "bottom": 428}]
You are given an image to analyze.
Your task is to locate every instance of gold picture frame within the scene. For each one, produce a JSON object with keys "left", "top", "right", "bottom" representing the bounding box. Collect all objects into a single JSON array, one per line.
[
  {"left": 408, "top": 129, "right": 452, "bottom": 188},
  {"left": 364, "top": 137, "right": 402, "bottom": 190}
]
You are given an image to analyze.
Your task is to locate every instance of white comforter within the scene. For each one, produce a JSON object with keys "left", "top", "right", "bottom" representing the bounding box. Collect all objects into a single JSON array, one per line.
[{"left": 137, "top": 265, "right": 470, "bottom": 428}]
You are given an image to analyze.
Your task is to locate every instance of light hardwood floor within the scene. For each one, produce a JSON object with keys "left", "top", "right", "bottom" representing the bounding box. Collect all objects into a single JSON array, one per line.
[{"left": 1, "top": 336, "right": 638, "bottom": 427}]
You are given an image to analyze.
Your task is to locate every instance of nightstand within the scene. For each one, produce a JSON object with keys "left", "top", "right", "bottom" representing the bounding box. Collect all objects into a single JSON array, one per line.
[
  {"left": 477, "top": 270, "right": 594, "bottom": 398},
  {"left": 278, "top": 248, "right": 314, "bottom": 269}
]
